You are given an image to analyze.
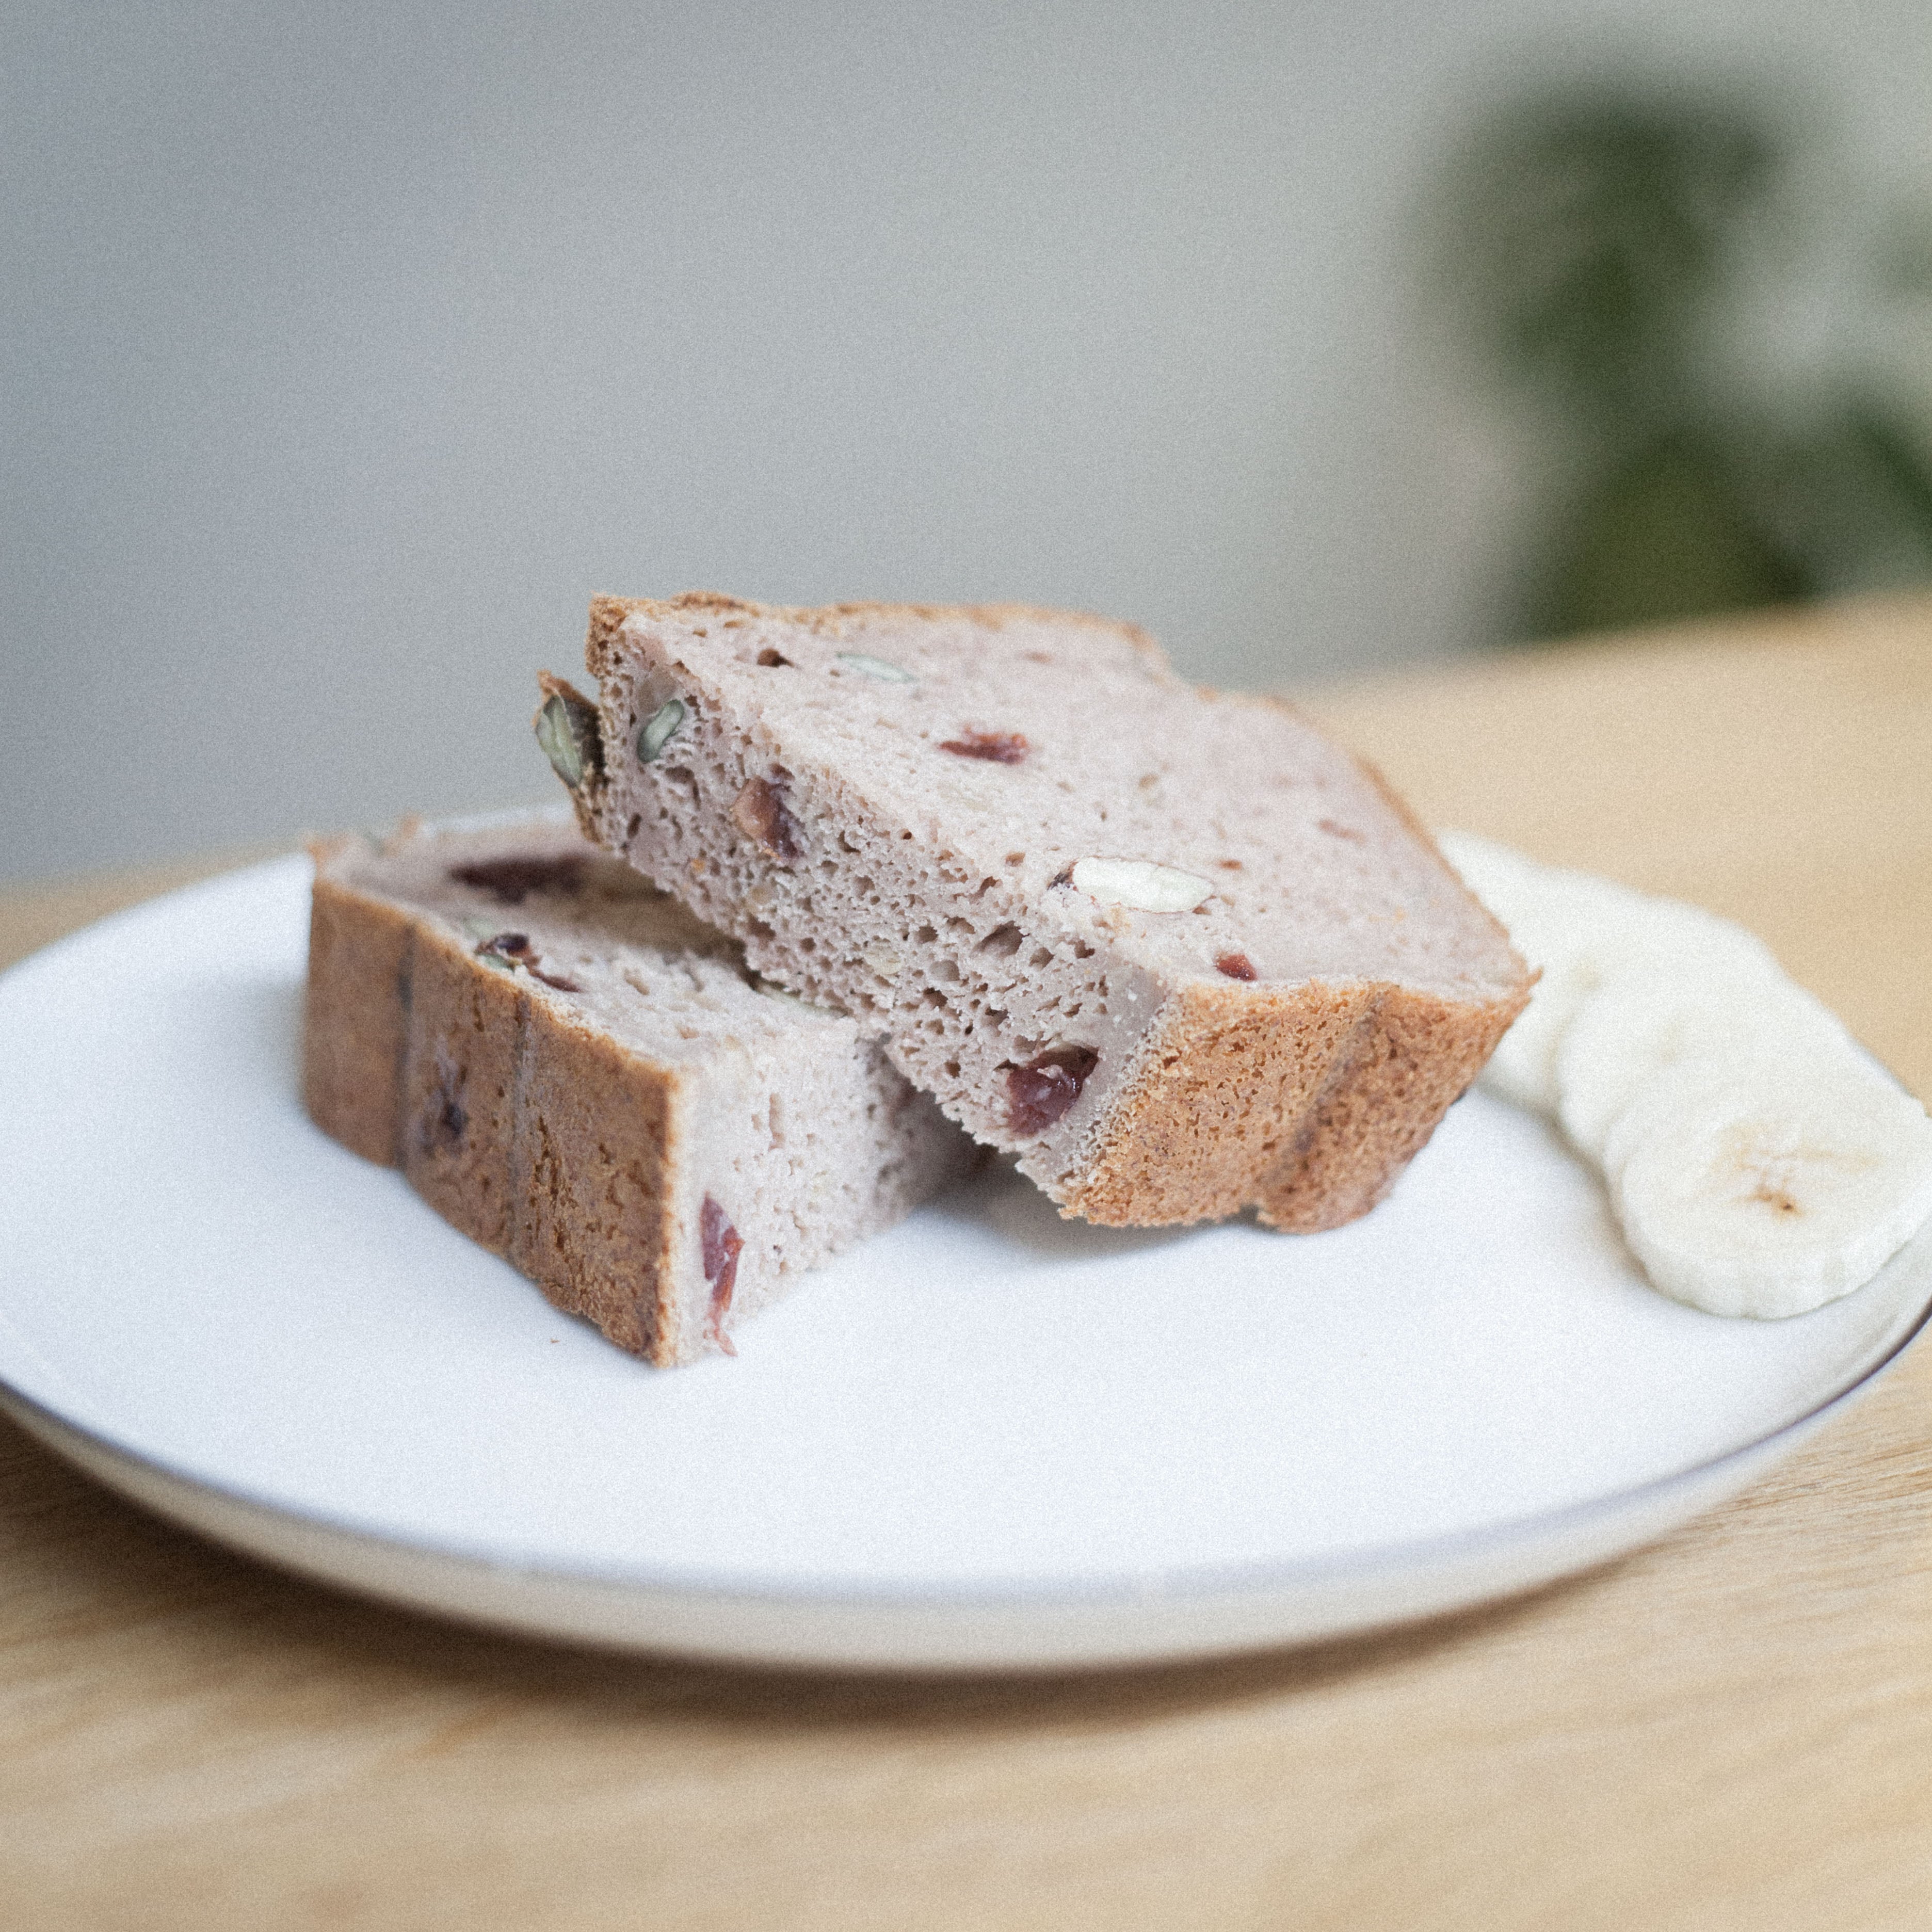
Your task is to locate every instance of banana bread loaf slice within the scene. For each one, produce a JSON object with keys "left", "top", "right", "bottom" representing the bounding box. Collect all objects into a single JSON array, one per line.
[
  {"left": 540, "top": 594, "right": 1531, "bottom": 1231},
  {"left": 303, "top": 809, "right": 971, "bottom": 1364}
]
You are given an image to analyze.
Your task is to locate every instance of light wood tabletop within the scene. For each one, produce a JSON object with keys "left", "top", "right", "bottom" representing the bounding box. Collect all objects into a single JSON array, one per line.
[{"left": 5, "top": 595, "right": 1932, "bottom": 1930}]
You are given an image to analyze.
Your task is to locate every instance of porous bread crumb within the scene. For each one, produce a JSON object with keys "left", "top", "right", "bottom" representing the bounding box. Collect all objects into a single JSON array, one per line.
[
  {"left": 303, "top": 809, "right": 971, "bottom": 1363},
  {"left": 553, "top": 593, "right": 1532, "bottom": 1228}
]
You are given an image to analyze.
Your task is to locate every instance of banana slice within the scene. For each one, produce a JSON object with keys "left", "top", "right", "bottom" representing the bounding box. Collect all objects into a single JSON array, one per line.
[
  {"left": 1438, "top": 834, "right": 1623, "bottom": 1111},
  {"left": 1439, "top": 829, "right": 1932, "bottom": 1319},
  {"left": 1608, "top": 1058, "right": 1932, "bottom": 1318},
  {"left": 1555, "top": 964, "right": 1853, "bottom": 1161},
  {"left": 1437, "top": 833, "right": 1778, "bottom": 1115},
  {"left": 1435, "top": 830, "right": 1540, "bottom": 904}
]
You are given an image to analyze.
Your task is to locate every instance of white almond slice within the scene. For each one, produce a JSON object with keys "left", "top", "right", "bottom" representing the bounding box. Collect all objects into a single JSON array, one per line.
[
  {"left": 837, "top": 652, "right": 916, "bottom": 684},
  {"left": 1071, "top": 857, "right": 1213, "bottom": 914},
  {"left": 1609, "top": 1058, "right": 1932, "bottom": 1318},
  {"left": 1556, "top": 964, "right": 1851, "bottom": 1161}
]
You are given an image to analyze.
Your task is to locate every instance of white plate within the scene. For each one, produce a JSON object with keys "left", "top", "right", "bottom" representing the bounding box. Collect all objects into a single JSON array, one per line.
[{"left": 2, "top": 857, "right": 1928, "bottom": 1673}]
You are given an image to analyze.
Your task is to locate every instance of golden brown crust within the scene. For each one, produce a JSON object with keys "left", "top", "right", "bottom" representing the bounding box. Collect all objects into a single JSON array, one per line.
[
  {"left": 398, "top": 924, "right": 528, "bottom": 1260},
  {"left": 302, "top": 847, "right": 415, "bottom": 1166},
  {"left": 512, "top": 1010, "right": 677, "bottom": 1360},
  {"left": 301, "top": 858, "right": 679, "bottom": 1364},
  {"left": 1061, "top": 979, "right": 1377, "bottom": 1225},
  {"left": 1255, "top": 983, "right": 1523, "bottom": 1231},
  {"left": 1061, "top": 973, "right": 1525, "bottom": 1228}
]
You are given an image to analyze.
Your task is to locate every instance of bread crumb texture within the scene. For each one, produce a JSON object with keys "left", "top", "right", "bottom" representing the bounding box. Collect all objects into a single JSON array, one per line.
[
  {"left": 563, "top": 593, "right": 1532, "bottom": 1230},
  {"left": 302, "top": 812, "right": 971, "bottom": 1363}
]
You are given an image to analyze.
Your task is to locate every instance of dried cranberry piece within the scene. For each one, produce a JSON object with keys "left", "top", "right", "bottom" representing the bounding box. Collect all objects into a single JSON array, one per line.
[
  {"left": 474, "top": 931, "right": 581, "bottom": 992},
  {"left": 700, "top": 1194, "right": 744, "bottom": 1355},
  {"left": 939, "top": 730, "right": 1029, "bottom": 765},
  {"left": 730, "top": 775, "right": 803, "bottom": 864},
  {"left": 449, "top": 855, "right": 586, "bottom": 905},
  {"left": 1005, "top": 1046, "right": 1099, "bottom": 1137},
  {"left": 1215, "top": 952, "right": 1258, "bottom": 981}
]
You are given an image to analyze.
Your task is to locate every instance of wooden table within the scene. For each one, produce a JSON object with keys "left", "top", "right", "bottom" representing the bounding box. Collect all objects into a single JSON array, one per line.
[{"left": 6, "top": 597, "right": 1932, "bottom": 1929}]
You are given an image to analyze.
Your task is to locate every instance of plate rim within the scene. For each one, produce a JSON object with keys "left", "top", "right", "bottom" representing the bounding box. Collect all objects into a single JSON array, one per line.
[
  {"left": 5, "top": 851, "right": 1930, "bottom": 1667},
  {"left": 4, "top": 1266, "right": 1925, "bottom": 1616}
]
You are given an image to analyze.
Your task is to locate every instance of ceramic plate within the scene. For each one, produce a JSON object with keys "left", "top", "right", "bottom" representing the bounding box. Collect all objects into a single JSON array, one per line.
[{"left": 2, "top": 856, "right": 1927, "bottom": 1672}]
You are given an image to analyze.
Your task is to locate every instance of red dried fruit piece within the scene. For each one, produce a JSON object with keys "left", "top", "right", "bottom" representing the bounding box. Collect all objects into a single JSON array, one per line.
[
  {"left": 731, "top": 774, "right": 803, "bottom": 864},
  {"left": 448, "top": 855, "right": 586, "bottom": 905},
  {"left": 1215, "top": 952, "right": 1258, "bottom": 981},
  {"left": 474, "top": 931, "right": 581, "bottom": 993},
  {"left": 939, "top": 730, "right": 1029, "bottom": 765},
  {"left": 700, "top": 1194, "right": 745, "bottom": 1356},
  {"left": 1005, "top": 1046, "right": 1100, "bottom": 1137}
]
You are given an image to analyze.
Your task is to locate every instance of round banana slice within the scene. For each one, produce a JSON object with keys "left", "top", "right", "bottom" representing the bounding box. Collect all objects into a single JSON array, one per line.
[
  {"left": 1437, "top": 832, "right": 1778, "bottom": 1116},
  {"left": 1556, "top": 965, "right": 1853, "bottom": 1161},
  {"left": 1608, "top": 1059, "right": 1932, "bottom": 1318},
  {"left": 1479, "top": 942, "right": 1601, "bottom": 1116},
  {"left": 1435, "top": 830, "right": 1541, "bottom": 905},
  {"left": 1451, "top": 860, "right": 1643, "bottom": 1114}
]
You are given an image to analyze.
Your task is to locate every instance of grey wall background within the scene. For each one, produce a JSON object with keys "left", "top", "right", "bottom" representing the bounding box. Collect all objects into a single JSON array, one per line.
[{"left": 6, "top": 1, "right": 1928, "bottom": 883}]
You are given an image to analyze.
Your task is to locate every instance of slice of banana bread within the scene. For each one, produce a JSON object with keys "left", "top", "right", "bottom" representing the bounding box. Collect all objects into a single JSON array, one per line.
[
  {"left": 541, "top": 594, "right": 1532, "bottom": 1230},
  {"left": 303, "top": 808, "right": 971, "bottom": 1364}
]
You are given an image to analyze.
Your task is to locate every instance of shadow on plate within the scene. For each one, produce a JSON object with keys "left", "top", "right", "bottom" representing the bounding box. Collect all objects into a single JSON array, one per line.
[{"left": 931, "top": 1156, "right": 1199, "bottom": 1263}]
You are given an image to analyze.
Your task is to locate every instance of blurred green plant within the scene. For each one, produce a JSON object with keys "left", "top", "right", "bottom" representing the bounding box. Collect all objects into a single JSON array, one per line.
[{"left": 1435, "top": 85, "right": 1932, "bottom": 640}]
